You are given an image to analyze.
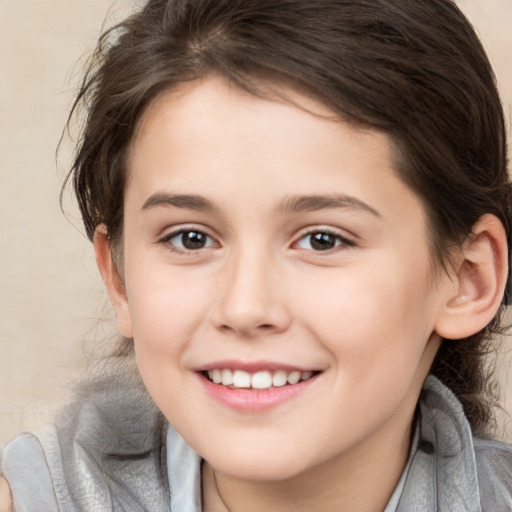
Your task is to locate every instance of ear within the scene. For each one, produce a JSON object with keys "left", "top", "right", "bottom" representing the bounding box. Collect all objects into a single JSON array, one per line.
[
  {"left": 434, "top": 214, "right": 508, "bottom": 340},
  {"left": 94, "top": 225, "right": 133, "bottom": 338}
]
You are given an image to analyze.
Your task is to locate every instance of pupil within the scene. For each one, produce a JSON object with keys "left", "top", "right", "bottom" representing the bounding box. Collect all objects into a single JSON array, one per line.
[
  {"left": 311, "top": 233, "right": 336, "bottom": 251},
  {"left": 182, "top": 231, "right": 206, "bottom": 250}
]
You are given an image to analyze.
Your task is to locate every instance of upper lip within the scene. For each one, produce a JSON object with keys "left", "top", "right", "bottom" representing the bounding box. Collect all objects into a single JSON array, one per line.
[{"left": 195, "top": 360, "right": 320, "bottom": 373}]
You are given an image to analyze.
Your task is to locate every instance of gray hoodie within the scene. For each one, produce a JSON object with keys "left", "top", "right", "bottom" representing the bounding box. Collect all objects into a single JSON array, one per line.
[{"left": 2, "top": 366, "right": 512, "bottom": 511}]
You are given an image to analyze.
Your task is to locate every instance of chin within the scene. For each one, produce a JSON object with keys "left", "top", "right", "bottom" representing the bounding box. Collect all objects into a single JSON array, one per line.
[
  {"left": 215, "top": 459, "right": 304, "bottom": 482},
  {"left": 202, "top": 440, "right": 316, "bottom": 482}
]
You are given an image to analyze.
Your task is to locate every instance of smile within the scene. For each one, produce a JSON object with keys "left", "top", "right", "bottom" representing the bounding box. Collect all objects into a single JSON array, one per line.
[
  {"left": 198, "top": 365, "right": 321, "bottom": 412},
  {"left": 205, "top": 369, "right": 315, "bottom": 390}
]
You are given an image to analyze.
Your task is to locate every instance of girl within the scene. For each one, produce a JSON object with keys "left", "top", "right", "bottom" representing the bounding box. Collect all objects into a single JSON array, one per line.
[{"left": 2, "top": 0, "right": 512, "bottom": 510}]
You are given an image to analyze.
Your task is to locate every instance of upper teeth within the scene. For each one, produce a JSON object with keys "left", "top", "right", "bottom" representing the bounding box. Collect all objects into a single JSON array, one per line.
[{"left": 207, "top": 369, "right": 314, "bottom": 389}]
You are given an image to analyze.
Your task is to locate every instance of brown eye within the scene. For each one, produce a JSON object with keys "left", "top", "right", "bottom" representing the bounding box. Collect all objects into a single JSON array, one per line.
[
  {"left": 296, "top": 231, "right": 349, "bottom": 251},
  {"left": 167, "top": 230, "right": 215, "bottom": 251}
]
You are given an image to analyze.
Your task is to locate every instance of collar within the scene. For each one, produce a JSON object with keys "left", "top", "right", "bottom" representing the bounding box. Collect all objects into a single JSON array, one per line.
[
  {"left": 167, "top": 425, "right": 202, "bottom": 512},
  {"left": 396, "top": 375, "right": 481, "bottom": 511}
]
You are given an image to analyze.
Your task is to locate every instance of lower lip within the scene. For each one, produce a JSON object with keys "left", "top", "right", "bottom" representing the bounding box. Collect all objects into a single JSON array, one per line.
[{"left": 198, "top": 373, "right": 319, "bottom": 412}]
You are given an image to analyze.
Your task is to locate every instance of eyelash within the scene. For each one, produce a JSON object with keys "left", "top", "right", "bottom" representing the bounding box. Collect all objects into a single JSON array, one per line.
[
  {"left": 158, "top": 227, "right": 355, "bottom": 255},
  {"left": 294, "top": 228, "right": 355, "bottom": 253},
  {"left": 159, "top": 228, "right": 218, "bottom": 255}
]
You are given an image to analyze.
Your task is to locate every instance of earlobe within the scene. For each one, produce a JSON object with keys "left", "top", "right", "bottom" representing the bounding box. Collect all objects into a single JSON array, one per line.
[
  {"left": 434, "top": 214, "right": 508, "bottom": 340},
  {"left": 93, "top": 225, "right": 133, "bottom": 338}
]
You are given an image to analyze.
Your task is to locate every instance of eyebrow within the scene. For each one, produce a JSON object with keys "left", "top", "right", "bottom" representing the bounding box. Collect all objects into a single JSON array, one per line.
[
  {"left": 141, "top": 193, "right": 217, "bottom": 212},
  {"left": 141, "top": 192, "right": 380, "bottom": 217},
  {"left": 278, "top": 194, "right": 381, "bottom": 217}
]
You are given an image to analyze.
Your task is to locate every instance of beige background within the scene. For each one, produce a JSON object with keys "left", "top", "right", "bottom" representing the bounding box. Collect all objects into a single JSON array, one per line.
[{"left": 0, "top": 0, "right": 511, "bottom": 445}]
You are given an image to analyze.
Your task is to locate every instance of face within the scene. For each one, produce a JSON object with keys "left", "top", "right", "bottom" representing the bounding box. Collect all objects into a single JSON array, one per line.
[{"left": 109, "top": 76, "right": 455, "bottom": 481}]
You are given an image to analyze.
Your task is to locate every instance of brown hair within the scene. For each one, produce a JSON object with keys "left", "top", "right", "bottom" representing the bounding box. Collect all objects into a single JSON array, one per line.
[{"left": 66, "top": 0, "right": 511, "bottom": 436}]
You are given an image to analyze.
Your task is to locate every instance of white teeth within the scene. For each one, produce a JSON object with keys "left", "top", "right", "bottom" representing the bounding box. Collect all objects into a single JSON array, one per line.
[
  {"left": 232, "top": 370, "right": 251, "bottom": 388},
  {"left": 287, "top": 371, "right": 301, "bottom": 385},
  {"left": 251, "top": 371, "right": 273, "bottom": 389},
  {"left": 272, "top": 370, "right": 288, "bottom": 387},
  {"left": 221, "top": 369, "right": 233, "bottom": 386},
  {"left": 207, "top": 368, "right": 315, "bottom": 388}
]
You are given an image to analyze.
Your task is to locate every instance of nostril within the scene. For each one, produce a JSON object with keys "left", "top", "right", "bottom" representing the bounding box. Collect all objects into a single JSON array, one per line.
[{"left": 218, "top": 323, "right": 276, "bottom": 335}]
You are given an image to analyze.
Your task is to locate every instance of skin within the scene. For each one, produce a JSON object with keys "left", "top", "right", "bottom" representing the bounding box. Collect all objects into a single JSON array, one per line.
[
  {"left": 95, "top": 76, "right": 507, "bottom": 512},
  {"left": 0, "top": 478, "right": 12, "bottom": 512}
]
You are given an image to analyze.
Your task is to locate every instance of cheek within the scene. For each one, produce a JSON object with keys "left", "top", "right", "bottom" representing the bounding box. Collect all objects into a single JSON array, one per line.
[
  {"left": 295, "top": 263, "right": 438, "bottom": 438},
  {"left": 125, "top": 265, "right": 215, "bottom": 414},
  {"left": 125, "top": 261, "right": 214, "bottom": 356},
  {"left": 295, "top": 256, "right": 437, "bottom": 368}
]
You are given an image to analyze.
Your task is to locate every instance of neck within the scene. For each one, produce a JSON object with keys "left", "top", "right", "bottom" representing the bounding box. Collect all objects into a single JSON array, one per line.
[{"left": 202, "top": 412, "right": 415, "bottom": 512}]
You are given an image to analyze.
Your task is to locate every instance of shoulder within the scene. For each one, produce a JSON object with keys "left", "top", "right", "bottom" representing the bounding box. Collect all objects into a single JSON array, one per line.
[
  {"left": 1, "top": 432, "right": 59, "bottom": 510},
  {"left": 414, "top": 377, "right": 512, "bottom": 509},
  {"left": 1, "top": 359, "right": 170, "bottom": 511},
  {"left": 474, "top": 437, "right": 512, "bottom": 507}
]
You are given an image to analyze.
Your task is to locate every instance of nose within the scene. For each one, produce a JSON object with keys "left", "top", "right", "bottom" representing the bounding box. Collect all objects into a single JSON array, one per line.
[{"left": 211, "top": 249, "right": 291, "bottom": 338}]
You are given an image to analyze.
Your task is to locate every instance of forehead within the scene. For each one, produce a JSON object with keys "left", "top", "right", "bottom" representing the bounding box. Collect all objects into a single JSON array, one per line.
[
  {"left": 126, "top": 76, "right": 427, "bottom": 224},
  {"left": 132, "top": 74, "right": 392, "bottom": 154},
  {"left": 128, "top": 75, "right": 400, "bottom": 190}
]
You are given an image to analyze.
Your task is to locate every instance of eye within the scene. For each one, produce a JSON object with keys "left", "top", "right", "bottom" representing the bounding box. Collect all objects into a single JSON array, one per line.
[
  {"left": 164, "top": 229, "right": 217, "bottom": 252},
  {"left": 295, "top": 231, "right": 351, "bottom": 251}
]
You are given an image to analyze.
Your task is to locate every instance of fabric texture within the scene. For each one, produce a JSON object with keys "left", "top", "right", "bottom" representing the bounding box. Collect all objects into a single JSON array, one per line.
[
  {"left": 2, "top": 360, "right": 169, "bottom": 512},
  {"left": 1, "top": 364, "right": 512, "bottom": 511}
]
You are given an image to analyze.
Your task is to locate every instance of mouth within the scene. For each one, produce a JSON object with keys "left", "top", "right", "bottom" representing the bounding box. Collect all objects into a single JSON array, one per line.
[
  {"left": 202, "top": 368, "right": 319, "bottom": 390},
  {"left": 196, "top": 361, "right": 322, "bottom": 411}
]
